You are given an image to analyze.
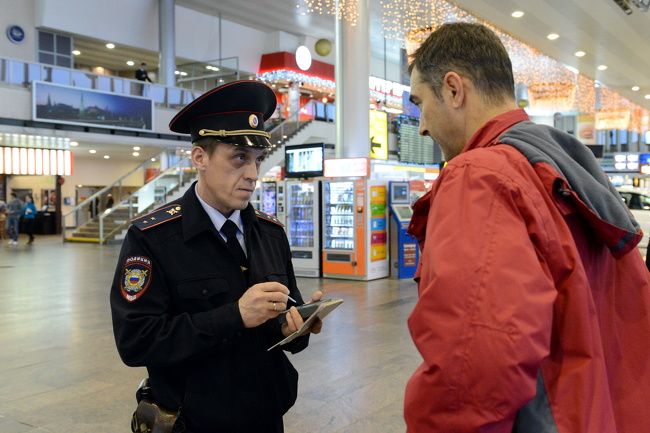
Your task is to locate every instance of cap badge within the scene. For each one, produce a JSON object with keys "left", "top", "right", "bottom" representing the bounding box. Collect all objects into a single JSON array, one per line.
[{"left": 249, "top": 114, "right": 259, "bottom": 128}]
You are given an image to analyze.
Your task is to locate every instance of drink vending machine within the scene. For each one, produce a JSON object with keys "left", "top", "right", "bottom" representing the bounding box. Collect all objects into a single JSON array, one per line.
[
  {"left": 259, "top": 181, "right": 285, "bottom": 222},
  {"left": 321, "top": 179, "right": 389, "bottom": 280},
  {"left": 388, "top": 181, "right": 420, "bottom": 279},
  {"left": 285, "top": 180, "right": 321, "bottom": 277}
]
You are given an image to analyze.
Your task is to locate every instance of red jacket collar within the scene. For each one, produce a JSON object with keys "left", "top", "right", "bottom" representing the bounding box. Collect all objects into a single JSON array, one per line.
[
  {"left": 407, "top": 109, "right": 529, "bottom": 253},
  {"left": 461, "top": 109, "right": 529, "bottom": 153}
]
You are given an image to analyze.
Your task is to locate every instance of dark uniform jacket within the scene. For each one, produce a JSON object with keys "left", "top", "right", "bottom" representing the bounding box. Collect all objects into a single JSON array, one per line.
[{"left": 110, "top": 183, "right": 309, "bottom": 433}]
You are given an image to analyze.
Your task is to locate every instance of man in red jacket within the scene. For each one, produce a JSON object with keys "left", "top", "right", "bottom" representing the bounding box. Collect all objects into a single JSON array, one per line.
[{"left": 405, "top": 23, "right": 650, "bottom": 433}]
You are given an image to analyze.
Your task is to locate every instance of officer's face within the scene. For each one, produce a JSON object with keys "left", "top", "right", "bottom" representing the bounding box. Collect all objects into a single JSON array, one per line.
[{"left": 193, "top": 142, "right": 267, "bottom": 216}]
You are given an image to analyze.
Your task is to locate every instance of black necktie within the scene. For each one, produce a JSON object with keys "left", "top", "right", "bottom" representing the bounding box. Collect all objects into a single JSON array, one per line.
[{"left": 221, "top": 220, "right": 247, "bottom": 270}]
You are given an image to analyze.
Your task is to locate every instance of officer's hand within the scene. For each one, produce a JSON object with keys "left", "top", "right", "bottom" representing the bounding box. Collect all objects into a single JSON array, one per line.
[
  {"left": 238, "top": 282, "right": 289, "bottom": 328},
  {"left": 280, "top": 290, "right": 324, "bottom": 337},
  {"left": 308, "top": 290, "right": 323, "bottom": 334}
]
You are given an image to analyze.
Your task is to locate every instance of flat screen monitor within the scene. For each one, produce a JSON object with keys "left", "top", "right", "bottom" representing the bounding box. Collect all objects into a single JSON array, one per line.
[
  {"left": 393, "top": 205, "right": 413, "bottom": 221},
  {"left": 285, "top": 143, "right": 324, "bottom": 178},
  {"left": 391, "top": 182, "right": 409, "bottom": 203}
]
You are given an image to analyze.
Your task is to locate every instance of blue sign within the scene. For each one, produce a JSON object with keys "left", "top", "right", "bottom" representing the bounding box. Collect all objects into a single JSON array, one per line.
[
  {"left": 371, "top": 218, "right": 386, "bottom": 231},
  {"left": 6, "top": 25, "right": 25, "bottom": 44},
  {"left": 640, "top": 153, "right": 650, "bottom": 165}
]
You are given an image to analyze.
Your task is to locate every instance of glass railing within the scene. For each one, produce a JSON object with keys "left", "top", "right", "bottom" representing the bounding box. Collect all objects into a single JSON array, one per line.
[
  {"left": 175, "top": 56, "right": 241, "bottom": 93},
  {"left": 61, "top": 152, "right": 189, "bottom": 242},
  {"left": 0, "top": 56, "right": 202, "bottom": 109},
  {"left": 265, "top": 101, "right": 317, "bottom": 158},
  {"left": 97, "top": 158, "right": 196, "bottom": 243}
]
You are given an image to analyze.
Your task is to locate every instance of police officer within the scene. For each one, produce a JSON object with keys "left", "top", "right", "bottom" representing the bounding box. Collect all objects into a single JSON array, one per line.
[{"left": 110, "top": 80, "right": 322, "bottom": 433}]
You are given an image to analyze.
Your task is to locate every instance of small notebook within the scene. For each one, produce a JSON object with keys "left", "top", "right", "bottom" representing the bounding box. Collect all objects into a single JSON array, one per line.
[{"left": 268, "top": 298, "right": 343, "bottom": 351}]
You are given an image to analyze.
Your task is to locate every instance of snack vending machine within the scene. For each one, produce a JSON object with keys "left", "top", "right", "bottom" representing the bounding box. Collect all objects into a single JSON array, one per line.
[
  {"left": 321, "top": 179, "right": 389, "bottom": 280},
  {"left": 285, "top": 180, "right": 321, "bottom": 277}
]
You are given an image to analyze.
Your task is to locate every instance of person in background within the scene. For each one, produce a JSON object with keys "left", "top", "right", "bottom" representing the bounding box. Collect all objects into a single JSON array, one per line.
[
  {"left": 89, "top": 196, "right": 99, "bottom": 219},
  {"left": 110, "top": 80, "right": 323, "bottom": 433},
  {"left": 404, "top": 22, "right": 650, "bottom": 433},
  {"left": 22, "top": 194, "right": 37, "bottom": 245},
  {"left": 7, "top": 192, "right": 23, "bottom": 246},
  {"left": 0, "top": 201, "right": 7, "bottom": 241},
  {"left": 105, "top": 193, "right": 114, "bottom": 209},
  {"left": 135, "top": 63, "right": 153, "bottom": 83}
]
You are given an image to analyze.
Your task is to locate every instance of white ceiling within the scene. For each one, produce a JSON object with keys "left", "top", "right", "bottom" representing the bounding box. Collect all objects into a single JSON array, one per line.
[{"left": 178, "top": 0, "right": 650, "bottom": 110}]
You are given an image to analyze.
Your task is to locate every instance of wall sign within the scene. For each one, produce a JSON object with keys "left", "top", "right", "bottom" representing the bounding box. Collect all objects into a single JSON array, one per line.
[
  {"left": 33, "top": 81, "right": 153, "bottom": 132},
  {"left": 6, "top": 25, "right": 25, "bottom": 44}
]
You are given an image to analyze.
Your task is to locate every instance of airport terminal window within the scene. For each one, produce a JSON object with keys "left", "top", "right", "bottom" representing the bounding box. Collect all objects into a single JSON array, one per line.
[{"left": 38, "top": 30, "right": 72, "bottom": 69}]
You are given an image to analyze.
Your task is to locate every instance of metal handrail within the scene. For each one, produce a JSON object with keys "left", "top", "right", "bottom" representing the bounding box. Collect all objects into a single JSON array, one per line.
[
  {"left": 61, "top": 152, "right": 186, "bottom": 241},
  {"left": 62, "top": 156, "right": 159, "bottom": 221},
  {"left": 266, "top": 100, "right": 317, "bottom": 154},
  {"left": 98, "top": 157, "right": 194, "bottom": 243},
  {"left": 175, "top": 56, "right": 240, "bottom": 92}
]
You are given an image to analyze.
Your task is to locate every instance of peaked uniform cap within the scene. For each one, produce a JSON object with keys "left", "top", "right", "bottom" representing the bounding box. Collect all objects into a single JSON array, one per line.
[{"left": 169, "top": 80, "right": 277, "bottom": 148}]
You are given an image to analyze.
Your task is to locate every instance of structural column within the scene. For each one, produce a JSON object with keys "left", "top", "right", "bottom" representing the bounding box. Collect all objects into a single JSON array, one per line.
[
  {"left": 159, "top": 0, "right": 176, "bottom": 87},
  {"left": 335, "top": 0, "right": 370, "bottom": 158}
]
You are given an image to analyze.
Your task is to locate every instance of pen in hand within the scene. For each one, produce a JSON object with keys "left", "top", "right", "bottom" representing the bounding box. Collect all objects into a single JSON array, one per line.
[{"left": 277, "top": 295, "right": 298, "bottom": 315}]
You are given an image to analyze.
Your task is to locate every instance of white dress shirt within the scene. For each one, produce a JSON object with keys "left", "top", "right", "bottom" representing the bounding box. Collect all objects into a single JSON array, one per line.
[{"left": 195, "top": 191, "right": 247, "bottom": 257}]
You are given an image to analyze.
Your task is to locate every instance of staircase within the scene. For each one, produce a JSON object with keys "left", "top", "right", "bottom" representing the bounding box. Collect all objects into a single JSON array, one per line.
[
  {"left": 62, "top": 111, "right": 333, "bottom": 244},
  {"left": 67, "top": 205, "right": 135, "bottom": 242},
  {"left": 63, "top": 157, "right": 196, "bottom": 244}
]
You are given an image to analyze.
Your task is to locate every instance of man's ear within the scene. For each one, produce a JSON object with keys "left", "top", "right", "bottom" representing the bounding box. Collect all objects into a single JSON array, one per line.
[
  {"left": 191, "top": 146, "right": 207, "bottom": 171},
  {"left": 443, "top": 71, "right": 464, "bottom": 109}
]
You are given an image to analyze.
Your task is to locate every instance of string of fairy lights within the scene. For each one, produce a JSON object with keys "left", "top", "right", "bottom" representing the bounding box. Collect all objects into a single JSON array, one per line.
[
  {"left": 299, "top": 0, "right": 649, "bottom": 132},
  {"left": 301, "top": 0, "right": 359, "bottom": 26}
]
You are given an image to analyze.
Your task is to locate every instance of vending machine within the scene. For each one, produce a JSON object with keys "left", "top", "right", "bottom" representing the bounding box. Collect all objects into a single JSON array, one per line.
[
  {"left": 285, "top": 180, "right": 321, "bottom": 277},
  {"left": 388, "top": 181, "right": 420, "bottom": 279},
  {"left": 260, "top": 181, "right": 285, "bottom": 223},
  {"left": 321, "top": 179, "right": 390, "bottom": 280},
  {"left": 261, "top": 181, "right": 278, "bottom": 215},
  {"left": 250, "top": 186, "right": 261, "bottom": 211}
]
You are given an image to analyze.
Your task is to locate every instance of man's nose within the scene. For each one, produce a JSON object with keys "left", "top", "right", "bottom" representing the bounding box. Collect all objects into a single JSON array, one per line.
[
  {"left": 244, "top": 160, "right": 259, "bottom": 181},
  {"left": 418, "top": 122, "right": 428, "bottom": 137}
]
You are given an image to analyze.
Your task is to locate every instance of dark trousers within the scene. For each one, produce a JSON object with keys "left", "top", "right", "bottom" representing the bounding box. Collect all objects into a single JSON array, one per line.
[{"left": 24, "top": 218, "right": 35, "bottom": 243}]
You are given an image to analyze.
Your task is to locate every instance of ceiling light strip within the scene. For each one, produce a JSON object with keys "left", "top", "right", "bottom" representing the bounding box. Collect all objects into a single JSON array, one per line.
[{"left": 0, "top": 146, "right": 73, "bottom": 175}]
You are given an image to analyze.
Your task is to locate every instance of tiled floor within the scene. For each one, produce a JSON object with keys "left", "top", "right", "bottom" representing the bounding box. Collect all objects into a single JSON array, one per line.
[{"left": 0, "top": 235, "right": 421, "bottom": 433}]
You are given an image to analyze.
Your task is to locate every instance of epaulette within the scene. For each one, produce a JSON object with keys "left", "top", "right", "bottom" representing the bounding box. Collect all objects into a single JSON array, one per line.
[
  {"left": 132, "top": 202, "right": 183, "bottom": 231},
  {"left": 254, "top": 209, "right": 284, "bottom": 228}
]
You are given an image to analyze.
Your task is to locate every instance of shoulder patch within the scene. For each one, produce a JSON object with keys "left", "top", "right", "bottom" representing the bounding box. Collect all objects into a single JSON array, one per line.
[
  {"left": 132, "top": 202, "right": 182, "bottom": 231},
  {"left": 120, "top": 256, "right": 153, "bottom": 302},
  {"left": 254, "top": 209, "right": 284, "bottom": 228}
]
